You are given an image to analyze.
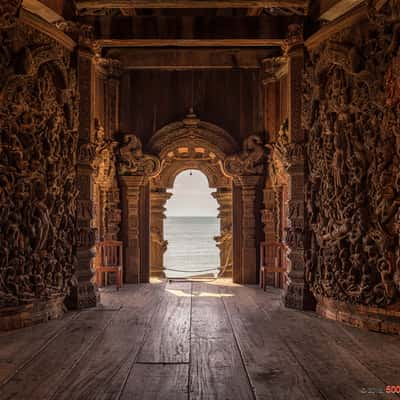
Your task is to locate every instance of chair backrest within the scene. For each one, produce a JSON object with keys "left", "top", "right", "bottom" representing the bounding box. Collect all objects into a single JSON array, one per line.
[
  {"left": 260, "top": 242, "right": 283, "bottom": 269},
  {"left": 97, "top": 240, "right": 123, "bottom": 268}
]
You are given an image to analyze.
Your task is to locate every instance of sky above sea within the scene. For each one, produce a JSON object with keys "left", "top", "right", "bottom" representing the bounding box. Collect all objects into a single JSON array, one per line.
[{"left": 165, "top": 170, "right": 218, "bottom": 217}]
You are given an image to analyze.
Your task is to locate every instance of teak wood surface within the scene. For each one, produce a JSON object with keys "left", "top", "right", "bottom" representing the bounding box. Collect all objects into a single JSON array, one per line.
[{"left": 1, "top": 280, "right": 399, "bottom": 400}]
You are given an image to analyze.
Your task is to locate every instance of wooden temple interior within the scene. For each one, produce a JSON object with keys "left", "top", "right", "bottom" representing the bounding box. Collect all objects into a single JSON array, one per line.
[{"left": 1, "top": 0, "right": 400, "bottom": 398}]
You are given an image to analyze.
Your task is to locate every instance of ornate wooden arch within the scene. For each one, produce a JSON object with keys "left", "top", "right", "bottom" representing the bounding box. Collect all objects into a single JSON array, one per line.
[
  {"left": 116, "top": 110, "right": 267, "bottom": 284},
  {"left": 154, "top": 161, "right": 231, "bottom": 189},
  {"left": 148, "top": 109, "right": 239, "bottom": 160},
  {"left": 147, "top": 110, "right": 237, "bottom": 278}
]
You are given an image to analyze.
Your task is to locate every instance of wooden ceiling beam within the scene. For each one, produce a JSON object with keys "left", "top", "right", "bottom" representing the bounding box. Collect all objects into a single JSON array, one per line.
[
  {"left": 247, "top": 7, "right": 264, "bottom": 15},
  {"left": 120, "top": 8, "right": 137, "bottom": 15},
  {"left": 75, "top": 0, "right": 308, "bottom": 10},
  {"left": 105, "top": 47, "right": 280, "bottom": 69},
  {"left": 96, "top": 38, "right": 284, "bottom": 47},
  {"left": 81, "top": 15, "right": 300, "bottom": 47}
]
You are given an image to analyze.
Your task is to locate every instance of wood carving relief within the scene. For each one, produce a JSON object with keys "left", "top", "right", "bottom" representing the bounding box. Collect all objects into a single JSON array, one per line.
[
  {"left": 0, "top": 0, "right": 22, "bottom": 30},
  {"left": 118, "top": 134, "right": 161, "bottom": 177},
  {"left": 303, "top": 0, "right": 400, "bottom": 309},
  {"left": 224, "top": 135, "right": 266, "bottom": 177},
  {"left": 0, "top": 20, "right": 79, "bottom": 316},
  {"left": 92, "top": 119, "right": 121, "bottom": 241}
]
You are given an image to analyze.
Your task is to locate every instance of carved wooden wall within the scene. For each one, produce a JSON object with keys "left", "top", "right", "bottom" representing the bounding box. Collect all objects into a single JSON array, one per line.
[
  {"left": 0, "top": 8, "right": 79, "bottom": 328},
  {"left": 303, "top": 1, "right": 400, "bottom": 331}
]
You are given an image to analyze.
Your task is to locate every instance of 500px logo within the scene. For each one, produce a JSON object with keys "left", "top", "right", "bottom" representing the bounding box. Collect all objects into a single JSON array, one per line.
[
  {"left": 360, "top": 386, "right": 400, "bottom": 394},
  {"left": 386, "top": 386, "right": 400, "bottom": 394}
]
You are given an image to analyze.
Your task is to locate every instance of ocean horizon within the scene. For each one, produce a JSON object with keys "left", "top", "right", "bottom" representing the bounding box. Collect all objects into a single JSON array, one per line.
[{"left": 164, "top": 216, "right": 220, "bottom": 278}]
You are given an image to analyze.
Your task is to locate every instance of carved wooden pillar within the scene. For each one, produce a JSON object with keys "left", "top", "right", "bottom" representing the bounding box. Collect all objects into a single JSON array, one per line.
[
  {"left": 117, "top": 134, "right": 161, "bottom": 283},
  {"left": 119, "top": 176, "right": 145, "bottom": 283},
  {"left": 94, "top": 58, "right": 122, "bottom": 140},
  {"left": 262, "top": 179, "right": 277, "bottom": 285},
  {"left": 261, "top": 57, "right": 286, "bottom": 143},
  {"left": 239, "top": 175, "right": 263, "bottom": 283},
  {"left": 92, "top": 59, "right": 122, "bottom": 243},
  {"left": 70, "top": 29, "right": 98, "bottom": 309},
  {"left": 283, "top": 34, "right": 315, "bottom": 310},
  {"left": 212, "top": 188, "right": 233, "bottom": 277},
  {"left": 232, "top": 182, "right": 243, "bottom": 283},
  {"left": 150, "top": 189, "right": 172, "bottom": 278},
  {"left": 224, "top": 136, "right": 266, "bottom": 284}
]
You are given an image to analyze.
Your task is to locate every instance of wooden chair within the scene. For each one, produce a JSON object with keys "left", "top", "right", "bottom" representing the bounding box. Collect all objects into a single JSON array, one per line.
[
  {"left": 259, "top": 242, "right": 286, "bottom": 291},
  {"left": 96, "top": 241, "right": 123, "bottom": 290}
]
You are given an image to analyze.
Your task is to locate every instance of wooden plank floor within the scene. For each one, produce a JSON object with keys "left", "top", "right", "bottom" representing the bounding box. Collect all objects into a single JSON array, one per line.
[{"left": 1, "top": 279, "right": 400, "bottom": 400}]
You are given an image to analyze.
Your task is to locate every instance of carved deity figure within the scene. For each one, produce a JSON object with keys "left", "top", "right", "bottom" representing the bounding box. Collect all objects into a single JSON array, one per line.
[
  {"left": 224, "top": 135, "right": 266, "bottom": 176},
  {"left": 118, "top": 134, "right": 160, "bottom": 177}
]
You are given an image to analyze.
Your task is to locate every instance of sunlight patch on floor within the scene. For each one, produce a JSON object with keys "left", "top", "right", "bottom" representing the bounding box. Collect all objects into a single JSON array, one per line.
[{"left": 166, "top": 289, "right": 234, "bottom": 298}]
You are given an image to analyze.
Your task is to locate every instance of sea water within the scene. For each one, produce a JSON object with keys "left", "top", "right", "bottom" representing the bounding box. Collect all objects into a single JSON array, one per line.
[{"left": 164, "top": 216, "right": 220, "bottom": 278}]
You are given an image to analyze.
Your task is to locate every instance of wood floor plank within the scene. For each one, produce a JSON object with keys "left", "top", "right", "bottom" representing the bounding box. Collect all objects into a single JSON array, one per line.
[
  {"left": 220, "top": 284, "right": 323, "bottom": 400},
  {"left": 191, "top": 338, "right": 254, "bottom": 400},
  {"left": 99, "top": 282, "right": 165, "bottom": 309},
  {"left": 137, "top": 281, "right": 192, "bottom": 363},
  {"left": 0, "top": 310, "right": 113, "bottom": 400},
  {"left": 50, "top": 283, "right": 165, "bottom": 400},
  {"left": 190, "top": 283, "right": 254, "bottom": 400},
  {"left": 2, "top": 281, "right": 400, "bottom": 400},
  {"left": 191, "top": 282, "right": 235, "bottom": 340},
  {"left": 244, "top": 286, "right": 399, "bottom": 400},
  {"left": 0, "top": 312, "right": 76, "bottom": 385},
  {"left": 336, "top": 323, "right": 400, "bottom": 385},
  {"left": 121, "top": 364, "right": 188, "bottom": 400}
]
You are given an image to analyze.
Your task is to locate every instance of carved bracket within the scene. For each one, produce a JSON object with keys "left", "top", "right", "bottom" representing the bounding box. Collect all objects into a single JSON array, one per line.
[
  {"left": 117, "top": 134, "right": 161, "bottom": 178},
  {"left": 223, "top": 135, "right": 267, "bottom": 178}
]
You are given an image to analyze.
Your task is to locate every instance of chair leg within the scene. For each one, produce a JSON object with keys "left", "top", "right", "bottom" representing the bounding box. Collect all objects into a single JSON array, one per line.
[
  {"left": 97, "top": 270, "right": 103, "bottom": 288},
  {"left": 117, "top": 270, "right": 122, "bottom": 290}
]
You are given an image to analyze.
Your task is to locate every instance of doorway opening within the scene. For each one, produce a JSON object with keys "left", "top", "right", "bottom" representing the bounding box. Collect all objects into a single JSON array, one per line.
[{"left": 164, "top": 170, "right": 219, "bottom": 278}]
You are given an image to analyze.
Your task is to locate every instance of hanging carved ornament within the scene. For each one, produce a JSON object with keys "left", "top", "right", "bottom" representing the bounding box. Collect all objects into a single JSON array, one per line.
[
  {"left": 224, "top": 135, "right": 266, "bottom": 177},
  {"left": 118, "top": 134, "right": 161, "bottom": 177}
]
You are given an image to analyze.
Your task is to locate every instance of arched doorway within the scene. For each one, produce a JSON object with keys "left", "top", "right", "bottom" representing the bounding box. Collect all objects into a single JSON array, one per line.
[
  {"left": 163, "top": 170, "right": 220, "bottom": 278},
  {"left": 117, "top": 110, "right": 267, "bottom": 284},
  {"left": 148, "top": 110, "right": 235, "bottom": 279}
]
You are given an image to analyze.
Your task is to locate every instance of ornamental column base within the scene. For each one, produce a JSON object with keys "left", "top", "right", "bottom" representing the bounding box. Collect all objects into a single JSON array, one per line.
[
  {"left": 150, "top": 266, "right": 166, "bottom": 279},
  {"left": 284, "top": 250, "right": 315, "bottom": 310},
  {"left": 284, "top": 281, "right": 315, "bottom": 310},
  {"left": 66, "top": 247, "right": 98, "bottom": 309}
]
